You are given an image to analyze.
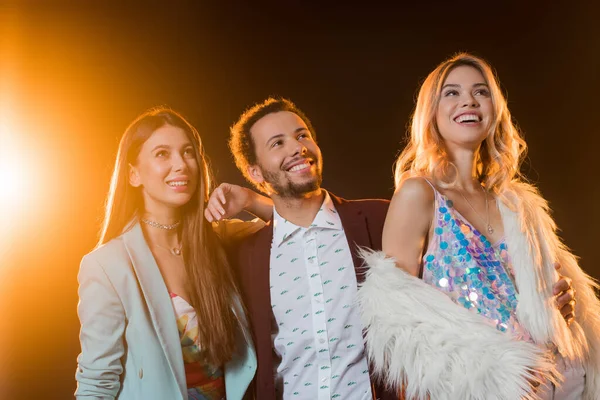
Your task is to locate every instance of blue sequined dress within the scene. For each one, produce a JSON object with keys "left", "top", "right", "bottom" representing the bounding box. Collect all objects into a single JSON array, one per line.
[{"left": 421, "top": 183, "right": 531, "bottom": 341}]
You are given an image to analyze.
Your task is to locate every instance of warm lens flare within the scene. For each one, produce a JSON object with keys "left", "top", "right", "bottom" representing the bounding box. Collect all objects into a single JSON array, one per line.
[
  {"left": 0, "top": 117, "right": 34, "bottom": 260},
  {"left": 0, "top": 135, "right": 24, "bottom": 213}
]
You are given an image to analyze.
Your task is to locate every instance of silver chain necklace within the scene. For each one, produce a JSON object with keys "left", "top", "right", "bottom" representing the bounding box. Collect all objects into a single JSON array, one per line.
[
  {"left": 141, "top": 218, "right": 181, "bottom": 230},
  {"left": 458, "top": 186, "right": 494, "bottom": 235}
]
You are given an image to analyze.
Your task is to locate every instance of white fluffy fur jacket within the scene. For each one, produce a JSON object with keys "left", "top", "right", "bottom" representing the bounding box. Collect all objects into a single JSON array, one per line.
[{"left": 357, "top": 182, "right": 600, "bottom": 400}]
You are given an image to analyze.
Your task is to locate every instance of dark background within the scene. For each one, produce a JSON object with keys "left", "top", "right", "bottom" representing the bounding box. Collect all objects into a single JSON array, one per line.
[{"left": 1, "top": 2, "right": 598, "bottom": 399}]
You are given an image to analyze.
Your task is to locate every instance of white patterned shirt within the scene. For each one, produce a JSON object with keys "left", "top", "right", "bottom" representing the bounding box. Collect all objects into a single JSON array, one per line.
[{"left": 269, "top": 192, "right": 372, "bottom": 400}]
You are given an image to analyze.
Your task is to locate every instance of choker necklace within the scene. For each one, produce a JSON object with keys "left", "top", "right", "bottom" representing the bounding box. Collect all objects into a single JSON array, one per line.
[
  {"left": 458, "top": 185, "right": 494, "bottom": 235},
  {"left": 141, "top": 218, "right": 181, "bottom": 230},
  {"left": 153, "top": 242, "right": 182, "bottom": 256}
]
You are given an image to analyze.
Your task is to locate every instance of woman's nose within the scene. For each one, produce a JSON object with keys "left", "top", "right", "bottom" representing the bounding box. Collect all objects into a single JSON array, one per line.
[
  {"left": 462, "top": 94, "right": 479, "bottom": 108},
  {"left": 172, "top": 154, "right": 187, "bottom": 171}
]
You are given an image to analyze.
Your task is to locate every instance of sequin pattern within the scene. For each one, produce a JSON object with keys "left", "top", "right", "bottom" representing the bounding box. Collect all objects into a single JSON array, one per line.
[{"left": 422, "top": 190, "right": 530, "bottom": 340}]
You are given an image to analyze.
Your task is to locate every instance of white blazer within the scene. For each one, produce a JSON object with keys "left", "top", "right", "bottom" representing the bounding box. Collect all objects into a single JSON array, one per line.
[{"left": 75, "top": 222, "right": 257, "bottom": 400}]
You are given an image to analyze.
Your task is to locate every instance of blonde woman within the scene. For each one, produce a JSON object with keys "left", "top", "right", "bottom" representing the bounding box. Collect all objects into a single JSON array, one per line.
[
  {"left": 357, "top": 54, "right": 600, "bottom": 399},
  {"left": 76, "top": 107, "right": 271, "bottom": 399}
]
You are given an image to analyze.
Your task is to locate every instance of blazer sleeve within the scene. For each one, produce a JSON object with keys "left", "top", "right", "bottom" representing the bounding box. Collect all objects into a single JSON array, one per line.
[{"left": 75, "top": 254, "right": 126, "bottom": 399}]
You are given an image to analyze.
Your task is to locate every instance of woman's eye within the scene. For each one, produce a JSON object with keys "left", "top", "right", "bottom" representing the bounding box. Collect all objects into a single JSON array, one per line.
[
  {"left": 475, "top": 89, "right": 490, "bottom": 96},
  {"left": 444, "top": 90, "right": 458, "bottom": 97},
  {"left": 156, "top": 150, "right": 168, "bottom": 158},
  {"left": 271, "top": 140, "right": 282, "bottom": 148},
  {"left": 183, "top": 148, "right": 194, "bottom": 157}
]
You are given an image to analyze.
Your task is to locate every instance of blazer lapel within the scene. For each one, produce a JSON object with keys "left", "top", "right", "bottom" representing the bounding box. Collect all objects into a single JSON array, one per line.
[
  {"left": 122, "top": 223, "right": 186, "bottom": 399},
  {"left": 330, "top": 193, "right": 372, "bottom": 284},
  {"left": 241, "top": 222, "right": 277, "bottom": 398},
  {"left": 248, "top": 224, "right": 273, "bottom": 314}
]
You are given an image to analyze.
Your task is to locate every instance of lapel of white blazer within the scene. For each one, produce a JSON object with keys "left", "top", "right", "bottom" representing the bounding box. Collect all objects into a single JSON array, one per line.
[{"left": 122, "top": 223, "right": 186, "bottom": 399}]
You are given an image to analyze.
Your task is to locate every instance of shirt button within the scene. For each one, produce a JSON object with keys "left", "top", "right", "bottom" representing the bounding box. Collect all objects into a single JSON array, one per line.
[
  {"left": 322, "top": 377, "right": 328, "bottom": 382},
  {"left": 319, "top": 338, "right": 326, "bottom": 344}
]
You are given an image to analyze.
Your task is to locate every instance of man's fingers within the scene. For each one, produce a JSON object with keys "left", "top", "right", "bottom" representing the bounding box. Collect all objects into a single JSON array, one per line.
[
  {"left": 205, "top": 206, "right": 221, "bottom": 222},
  {"left": 217, "top": 186, "right": 227, "bottom": 205},
  {"left": 560, "top": 301, "right": 576, "bottom": 318},
  {"left": 206, "top": 204, "right": 223, "bottom": 221},
  {"left": 553, "top": 276, "right": 572, "bottom": 295},
  {"left": 557, "top": 289, "right": 575, "bottom": 308},
  {"left": 207, "top": 192, "right": 226, "bottom": 216},
  {"left": 204, "top": 208, "right": 213, "bottom": 222},
  {"left": 554, "top": 262, "right": 561, "bottom": 271},
  {"left": 564, "top": 313, "right": 575, "bottom": 326}
]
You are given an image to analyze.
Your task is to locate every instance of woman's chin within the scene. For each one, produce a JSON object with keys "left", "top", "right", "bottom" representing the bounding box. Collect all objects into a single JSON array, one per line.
[{"left": 159, "top": 195, "right": 194, "bottom": 211}]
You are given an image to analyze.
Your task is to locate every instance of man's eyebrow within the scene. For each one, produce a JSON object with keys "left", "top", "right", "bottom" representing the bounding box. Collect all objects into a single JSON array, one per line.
[{"left": 266, "top": 133, "right": 285, "bottom": 146}]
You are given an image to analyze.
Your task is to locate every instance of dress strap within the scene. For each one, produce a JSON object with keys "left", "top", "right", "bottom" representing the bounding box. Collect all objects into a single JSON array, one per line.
[
  {"left": 420, "top": 177, "right": 441, "bottom": 275},
  {"left": 421, "top": 178, "right": 442, "bottom": 204},
  {"left": 422, "top": 177, "right": 437, "bottom": 193}
]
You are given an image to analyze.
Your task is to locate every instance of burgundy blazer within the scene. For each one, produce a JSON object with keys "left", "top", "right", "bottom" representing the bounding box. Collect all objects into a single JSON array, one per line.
[{"left": 233, "top": 192, "right": 398, "bottom": 400}]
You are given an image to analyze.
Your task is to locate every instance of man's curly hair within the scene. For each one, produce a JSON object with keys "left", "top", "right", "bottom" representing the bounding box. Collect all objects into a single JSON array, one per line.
[{"left": 229, "top": 97, "right": 317, "bottom": 191}]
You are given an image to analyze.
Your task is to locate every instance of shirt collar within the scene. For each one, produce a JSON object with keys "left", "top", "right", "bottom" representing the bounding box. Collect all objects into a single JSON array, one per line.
[{"left": 272, "top": 191, "right": 343, "bottom": 247}]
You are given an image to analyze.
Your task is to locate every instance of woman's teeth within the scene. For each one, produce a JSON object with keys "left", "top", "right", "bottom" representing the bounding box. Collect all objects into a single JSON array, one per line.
[
  {"left": 168, "top": 181, "right": 188, "bottom": 187},
  {"left": 455, "top": 114, "right": 480, "bottom": 123}
]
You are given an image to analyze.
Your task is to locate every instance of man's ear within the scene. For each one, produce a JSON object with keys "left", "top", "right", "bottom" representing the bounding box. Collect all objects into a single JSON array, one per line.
[
  {"left": 129, "top": 163, "right": 142, "bottom": 187},
  {"left": 247, "top": 164, "right": 265, "bottom": 186}
]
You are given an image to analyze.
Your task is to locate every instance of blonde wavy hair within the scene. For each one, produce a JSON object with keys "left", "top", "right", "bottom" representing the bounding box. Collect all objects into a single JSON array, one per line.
[{"left": 394, "top": 53, "right": 527, "bottom": 195}]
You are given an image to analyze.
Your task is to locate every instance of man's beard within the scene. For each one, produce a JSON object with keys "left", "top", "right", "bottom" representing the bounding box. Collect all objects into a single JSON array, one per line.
[{"left": 261, "top": 161, "right": 323, "bottom": 198}]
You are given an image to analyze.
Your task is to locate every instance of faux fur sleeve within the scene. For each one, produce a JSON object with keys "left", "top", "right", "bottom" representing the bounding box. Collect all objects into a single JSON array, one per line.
[
  {"left": 357, "top": 250, "right": 556, "bottom": 400},
  {"left": 501, "top": 182, "right": 600, "bottom": 400}
]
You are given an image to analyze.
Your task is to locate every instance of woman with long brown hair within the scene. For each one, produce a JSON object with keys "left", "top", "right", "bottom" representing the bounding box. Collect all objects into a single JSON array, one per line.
[{"left": 75, "top": 107, "right": 269, "bottom": 399}]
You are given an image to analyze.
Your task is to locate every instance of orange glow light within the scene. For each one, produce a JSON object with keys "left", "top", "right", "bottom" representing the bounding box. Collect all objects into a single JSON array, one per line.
[{"left": 0, "top": 120, "right": 25, "bottom": 213}]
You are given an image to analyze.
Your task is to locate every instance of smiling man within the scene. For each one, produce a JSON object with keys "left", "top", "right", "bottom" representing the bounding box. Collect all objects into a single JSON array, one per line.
[{"left": 227, "top": 98, "right": 396, "bottom": 400}]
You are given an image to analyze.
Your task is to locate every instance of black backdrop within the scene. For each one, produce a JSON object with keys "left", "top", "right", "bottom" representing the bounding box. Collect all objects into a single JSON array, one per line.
[{"left": 0, "top": 2, "right": 597, "bottom": 398}]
